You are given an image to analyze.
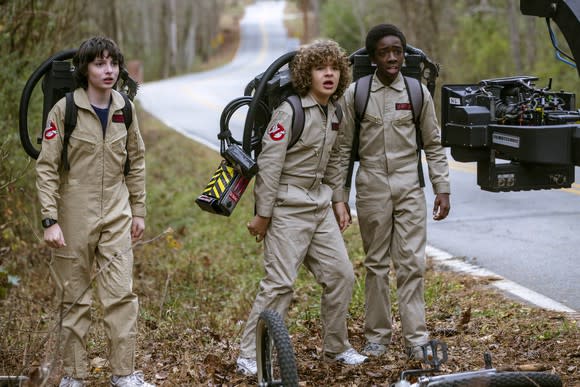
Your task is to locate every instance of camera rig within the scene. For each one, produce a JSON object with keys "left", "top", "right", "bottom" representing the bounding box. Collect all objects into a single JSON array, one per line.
[
  {"left": 441, "top": 0, "right": 580, "bottom": 192},
  {"left": 442, "top": 76, "right": 579, "bottom": 192}
]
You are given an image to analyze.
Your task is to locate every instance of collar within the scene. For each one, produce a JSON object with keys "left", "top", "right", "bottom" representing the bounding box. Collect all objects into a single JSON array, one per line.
[
  {"left": 371, "top": 71, "right": 405, "bottom": 92},
  {"left": 302, "top": 93, "right": 339, "bottom": 119},
  {"left": 73, "top": 88, "right": 126, "bottom": 112}
]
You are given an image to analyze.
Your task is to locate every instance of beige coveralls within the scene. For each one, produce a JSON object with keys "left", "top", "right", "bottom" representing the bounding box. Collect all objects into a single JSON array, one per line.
[
  {"left": 36, "top": 88, "right": 146, "bottom": 378},
  {"left": 239, "top": 94, "right": 355, "bottom": 358},
  {"left": 327, "top": 72, "right": 450, "bottom": 348}
]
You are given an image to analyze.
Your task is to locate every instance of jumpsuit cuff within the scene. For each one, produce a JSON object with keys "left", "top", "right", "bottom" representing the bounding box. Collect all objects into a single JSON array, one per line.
[
  {"left": 255, "top": 204, "right": 273, "bottom": 218},
  {"left": 433, "top": 182, "right": 451, "bottom": 195},
  {"left": 130, "top": 205, "right": 147, "bottom": 218},
  {"left": 332, "top": 188, "right": 351, "bottom": 203}
]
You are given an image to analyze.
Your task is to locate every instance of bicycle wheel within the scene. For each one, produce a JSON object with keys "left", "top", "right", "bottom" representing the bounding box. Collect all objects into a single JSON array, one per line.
[
  {"left": 427, "top": 370, "right": 562, "bottom": 387},
  {"left": 255, "top": 309, "right": 299, "bottom": 387}
]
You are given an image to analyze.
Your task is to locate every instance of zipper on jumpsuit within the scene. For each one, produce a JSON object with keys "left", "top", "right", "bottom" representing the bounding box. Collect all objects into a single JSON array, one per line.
[{"left": 308, "top": 105, "right": 329, "bottom": 217}]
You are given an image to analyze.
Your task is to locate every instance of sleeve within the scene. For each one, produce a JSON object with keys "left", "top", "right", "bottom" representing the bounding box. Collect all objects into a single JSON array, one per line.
[
  {"left": 124, "top": 100, "right": 147, "bottom": 217},
  {"left": 253, "top": 104, "right": 293, "bottom": 218},
  {"left": 35, "top": 101, "right": 65, "bottom": 220},
  {"left": 420, "top": 85, "right": 451, "bottom": 194},
  {"left": 324, "top": 85, "right": 356, "bottom": 202}
]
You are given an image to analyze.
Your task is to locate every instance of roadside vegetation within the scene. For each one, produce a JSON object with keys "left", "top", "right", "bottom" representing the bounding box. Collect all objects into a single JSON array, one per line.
[{"left": 1, "top": 0, "right": 579, "bottom": 386}]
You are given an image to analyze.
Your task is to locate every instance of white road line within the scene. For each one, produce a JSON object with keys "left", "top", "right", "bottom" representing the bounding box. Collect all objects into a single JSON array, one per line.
[{"left": 426, "top": 245, "right": 578, "bottom": 315}]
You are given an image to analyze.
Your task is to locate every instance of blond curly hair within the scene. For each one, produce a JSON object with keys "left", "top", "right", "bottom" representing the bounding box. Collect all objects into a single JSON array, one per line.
[{"left": 290, "top": 39, "right": 351, "bottom": 101}]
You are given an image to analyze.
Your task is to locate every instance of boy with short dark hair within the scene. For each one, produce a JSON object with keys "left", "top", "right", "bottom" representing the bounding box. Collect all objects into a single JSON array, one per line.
[
  {"left": 329, "top": 24, "right": 451, "bottom": 360},
  {"left": 36, "top": 36, "right": 153, "bottom": 387}
]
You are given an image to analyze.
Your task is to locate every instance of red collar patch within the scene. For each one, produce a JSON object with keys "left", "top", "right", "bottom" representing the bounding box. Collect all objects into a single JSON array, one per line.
[
  {"left": 268, "top": 122, "right": 286, "bottom": 141},
  {"left": 396, "top": 103, "right": 412, "bottom": 110},
  {"left": 44, "top": 121, "right": 58, "bottom": 140},
  {"left": 112, "top": 113, "right": 125, "bottom": 123}
]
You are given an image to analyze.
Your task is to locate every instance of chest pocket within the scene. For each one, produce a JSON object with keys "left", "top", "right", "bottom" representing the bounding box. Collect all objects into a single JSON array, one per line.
[
  {"left": 391, "top": 110, "right": 414, "bottom": 126},
  {"left": 362, "top": 112, "right": 382, "bottom": 126},
  {"left": 68, "top": 134, "right": 97, "bottom": 156},
  {"left": 109, "top": 131, "right": 128, "bottom": 156}
]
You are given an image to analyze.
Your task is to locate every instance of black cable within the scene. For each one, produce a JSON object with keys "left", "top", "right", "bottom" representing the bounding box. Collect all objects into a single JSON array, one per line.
[
  {"left": 219, "top": 96, "right": 269, "bottom": 157},
  {"left": 19, "top": 49, "right": 76, "bottom": 159}
]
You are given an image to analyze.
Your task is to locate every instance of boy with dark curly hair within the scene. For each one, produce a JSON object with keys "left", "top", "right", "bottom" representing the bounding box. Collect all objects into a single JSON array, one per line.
[{"left": 236, "top": 39, "right": 367, "bottom": 375}]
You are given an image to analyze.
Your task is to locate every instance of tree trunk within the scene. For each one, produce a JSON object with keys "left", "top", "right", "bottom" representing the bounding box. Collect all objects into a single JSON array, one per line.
[{"left": 509, "top": 0, "right": 522, "bottom": 72}]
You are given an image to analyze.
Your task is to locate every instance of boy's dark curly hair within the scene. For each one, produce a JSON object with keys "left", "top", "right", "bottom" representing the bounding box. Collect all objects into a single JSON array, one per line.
[
  {"left": 365, "top": 24, "right": 407, "bottom": 58},
  {"left": 72, "top": 36, "right": 125, "bottom": 89},
  {"left": 290, "top": 39, "right": 351, "bottom": 101}
]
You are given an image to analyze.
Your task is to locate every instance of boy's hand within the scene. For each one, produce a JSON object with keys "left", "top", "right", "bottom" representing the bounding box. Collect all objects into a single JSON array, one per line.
[{"left": 332, "top": 202, "right": 352, "bottom": 232}]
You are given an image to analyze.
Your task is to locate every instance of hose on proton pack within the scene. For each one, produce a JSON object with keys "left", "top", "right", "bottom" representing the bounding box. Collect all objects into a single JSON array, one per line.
[
  {"left": 19, "top": 48, "right": 76, "bottom": 159},
  {"left": 241, "top": 51, "right": 297, "bottom": 157},
  {"left": 217, "top": 95, "right": 269, "bottom": 156}
]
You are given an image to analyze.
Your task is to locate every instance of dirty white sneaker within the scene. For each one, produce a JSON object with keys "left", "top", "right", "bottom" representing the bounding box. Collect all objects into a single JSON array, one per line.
[
  {"left": 362, "top": 342, "right": 388, "bottom": 357},
  {"left": 236, "top": 357, "right": 257, "bottom": 375},
  {"left": 59, "top": 376, "right": 85, "bottom": 387},
  {"left": 332, "top": 348, "right": 368, "bottom": 365},
  {"left": 110, "top": 371, "right": 155, "bottom": 387}
]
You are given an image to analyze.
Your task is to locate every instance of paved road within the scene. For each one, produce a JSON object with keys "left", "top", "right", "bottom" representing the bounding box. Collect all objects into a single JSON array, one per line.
[
  {"left": 137, "top": 0, "right": 580, "bottom": 313},
  {"left": 424, "top": 159, "right": 580, "bottom": 312},
  {"left": 137, "top": 1, "right": 299, "bottom": 151}
]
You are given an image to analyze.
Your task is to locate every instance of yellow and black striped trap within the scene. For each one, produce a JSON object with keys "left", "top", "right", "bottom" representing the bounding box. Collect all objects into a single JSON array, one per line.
[{"left": 196, "top": 159, "right": 251, "bottom": 216}]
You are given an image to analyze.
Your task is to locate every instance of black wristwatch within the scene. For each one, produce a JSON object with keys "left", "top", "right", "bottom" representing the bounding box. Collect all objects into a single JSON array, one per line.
[{"left": 42, "top": 218, "right": 58, "bottom": 228}]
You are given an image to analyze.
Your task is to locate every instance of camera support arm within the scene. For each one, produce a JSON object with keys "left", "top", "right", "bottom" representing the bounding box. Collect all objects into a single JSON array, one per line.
[{"left": 520, "top": 0, "right": 580, "bottom": 76}]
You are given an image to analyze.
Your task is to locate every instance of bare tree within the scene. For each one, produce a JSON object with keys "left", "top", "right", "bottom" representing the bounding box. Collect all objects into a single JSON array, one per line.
[
  {"left": 162, "top": 0, "right": 178, "bottom": 77},
  {"left": 182, "top": 1, "right": 199, "bottom": 71},
  {"left": 509, "top": 0, "right": 522, "bottom": 72}
]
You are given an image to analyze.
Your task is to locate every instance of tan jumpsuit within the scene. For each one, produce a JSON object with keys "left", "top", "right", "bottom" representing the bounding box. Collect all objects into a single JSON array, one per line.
[
  {"left": 327, "top": 72, "right": 450, "bottom": 348},
  {"left": 36, "top": 88, "right": 146, "bottom": 378},
  {"left": 239, "top": 94, "right": 355, "bottom": 358}
]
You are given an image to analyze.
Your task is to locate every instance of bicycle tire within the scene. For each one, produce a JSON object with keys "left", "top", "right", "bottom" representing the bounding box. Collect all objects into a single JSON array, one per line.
[
  {"left": 426, "top": 370, "right": 562, "bottom": 387},
  {"left": 255, "top": 309, "right": 299, "bottom": 387}
]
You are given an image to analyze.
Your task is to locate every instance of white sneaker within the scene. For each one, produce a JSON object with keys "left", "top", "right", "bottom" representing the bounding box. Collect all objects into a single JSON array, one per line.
[
  {"left": 110, "top": 371, "right": 155, "bottom": 387},
  {"left": 59, "top": 376, "right": 85, "bottom": 387},
  {"left": 332, "top": 348, "right": 368, "bottom": 365},
  {"left": 236, "top": 357, "right": 257, "bottom": 375}
]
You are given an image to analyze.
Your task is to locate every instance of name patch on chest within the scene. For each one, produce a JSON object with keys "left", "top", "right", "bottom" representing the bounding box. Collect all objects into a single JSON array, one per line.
[
  {"left": 112, "top": 113, "right": 125, "bottom": 123},
  {"left": 395, "top": 103, "right": 412, "bottom": 111}
]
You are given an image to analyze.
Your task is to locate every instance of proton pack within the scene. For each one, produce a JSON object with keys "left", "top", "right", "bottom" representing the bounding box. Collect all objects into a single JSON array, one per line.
[
  {"left": 18, "top": 49, "right": 139, "bottom": 166},
  {"left": 196, "top": 44, "right": 440, "bottom": 216}
]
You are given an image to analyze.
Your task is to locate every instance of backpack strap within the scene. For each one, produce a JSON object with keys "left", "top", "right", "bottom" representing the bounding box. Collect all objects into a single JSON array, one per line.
[
  {"left": 121, "top": 93, "right": 133, "bottom": 176},
  {"left": 61, "top": 92, "right": 77, "bottom": 171},
  {"left": 354, "top": 74, "right": 372, "bottom": 123},
  {"left": 286, "top": 94, "right": 304, "bottom": 149},
  {"left": 286, "top": 95, "right": 343, "bottom": 150},
  {"left": 404, "top": 75, "right": 426, "bottom": 187},
  {"left": 332, "top": 99, "right": 343, "bottom": 123},
  {"left": 345, "top": 74, "right": 372, "bottom": 188}
]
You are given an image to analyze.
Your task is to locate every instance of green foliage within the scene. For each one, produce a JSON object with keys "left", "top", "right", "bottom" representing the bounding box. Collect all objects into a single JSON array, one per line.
[{"left": 320, "top": 0, "right": 365, "bottom": 53}]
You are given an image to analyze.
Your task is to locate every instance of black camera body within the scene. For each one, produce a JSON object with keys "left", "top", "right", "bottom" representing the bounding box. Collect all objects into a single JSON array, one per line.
[{"left": 441, "top": 76, "right": 580, "bottom": 192}]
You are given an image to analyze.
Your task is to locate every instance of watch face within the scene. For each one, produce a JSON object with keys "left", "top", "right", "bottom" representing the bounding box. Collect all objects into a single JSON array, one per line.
[{"left": 42, "top": 219, "right": 57, "bottom": 228}]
